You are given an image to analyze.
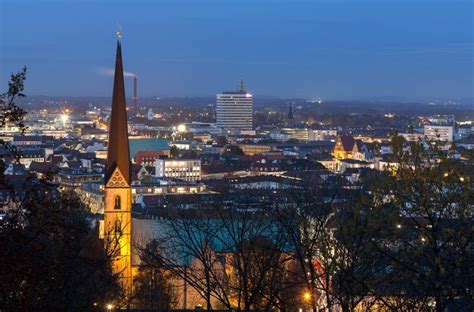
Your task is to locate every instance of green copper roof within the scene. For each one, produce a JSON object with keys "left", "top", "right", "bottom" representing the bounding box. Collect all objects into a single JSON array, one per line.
[{"left": 129, "top": 138, "right": 170, "bottom": 158}]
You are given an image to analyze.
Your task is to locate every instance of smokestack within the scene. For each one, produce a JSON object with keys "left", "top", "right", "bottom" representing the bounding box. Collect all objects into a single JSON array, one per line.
[{"left": 132, "top": 75, "right": 138, "bottom": 112}]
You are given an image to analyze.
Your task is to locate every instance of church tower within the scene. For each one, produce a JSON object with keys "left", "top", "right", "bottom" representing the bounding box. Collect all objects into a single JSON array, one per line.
[
  {"left": 104, "top": 36, "right": 133, "bottom": 293},
  {"left": 287, "top": 103, "right": 294, "bottom": 128}
]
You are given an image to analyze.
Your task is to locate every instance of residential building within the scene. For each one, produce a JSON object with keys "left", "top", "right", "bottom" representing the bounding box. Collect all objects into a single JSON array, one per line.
[
  {"left": 133, "top": 150, "right": 170, "bottom": 166},
  {"left": 309, "top": 129, "right": 338, "bottom": 141},
  {"left": 400, "top": 133, "right": 424, "bottom": 142},
  {"left": 19, "top": 149, "right": 46, "bottom": 168},
  {"left": 237, "top": 144, "right": 274, "bottom": 156},
  {"left": 424, "top": 125, "right": 453, "bottom": 142},
  {"left": 12, "top": 135, "right": 43, "bottom": 146},
  {"left": 55, "top": 167, "right": 102, "bottom": 189}
]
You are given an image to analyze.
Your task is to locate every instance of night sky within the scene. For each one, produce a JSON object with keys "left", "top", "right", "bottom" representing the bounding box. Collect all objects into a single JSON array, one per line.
[{"left": 1, "top": 0, "right": 472, "bottom": 99}]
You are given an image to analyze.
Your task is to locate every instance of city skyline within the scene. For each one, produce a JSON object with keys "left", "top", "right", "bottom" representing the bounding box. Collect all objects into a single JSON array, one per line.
[
  {"left": 1, "top": 2, "right": 473, "bottom": 308},
  {"left": 1, "top": 0, "right": 472, "bottom": 99}
]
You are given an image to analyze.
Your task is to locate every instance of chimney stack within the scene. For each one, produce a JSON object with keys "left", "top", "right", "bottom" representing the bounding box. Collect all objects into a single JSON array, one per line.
[{"left": 132, "top": 75, "right": 138, "bottom": 112}]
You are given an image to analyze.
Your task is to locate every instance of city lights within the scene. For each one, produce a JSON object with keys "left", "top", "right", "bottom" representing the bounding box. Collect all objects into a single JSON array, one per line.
[
  {"left": 1, "top": 3, "right": 472, "bottom": 311},
  {"left": 177, "top": 124, "right": 186, "bottom": 132},
  {"left": 303, "top": 291, "right": 311, "bottom": 301},
  {"left": 60, "top": 114, "right": 69, "bottom": 125}
]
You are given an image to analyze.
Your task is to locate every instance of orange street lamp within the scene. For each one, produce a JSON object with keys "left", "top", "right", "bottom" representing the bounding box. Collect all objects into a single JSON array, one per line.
[{"left": 303, "top": 291, "right": 311, "bottom": 302}]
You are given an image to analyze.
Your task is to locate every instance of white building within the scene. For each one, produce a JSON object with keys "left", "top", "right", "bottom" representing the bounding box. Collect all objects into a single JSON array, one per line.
[
  {"left": 424, "top": 125, "right": 453, "bottom": 142},
  {"left": 155, "top": 159, "right": 201, "bottom": 181},
  {"left": 19, "top": 149, "right": 46, "bottom": 168},
  {"left": 270, "top": 128, "right": 310, "bottom": 141},
  {"left": 216, "top": 81, "right": 253, "bottom": 131},
  {"left": 309, "top": 129, "right": 338, "bottom": 141},
  {"left": 179, "top": 121, "right": 222, "bottom": 135},
  {"left": 400, "top": 133, "right": 424, "bottom": 142},
  {"left": 147, "top": 108, "right": 154, "bottom": 120}
]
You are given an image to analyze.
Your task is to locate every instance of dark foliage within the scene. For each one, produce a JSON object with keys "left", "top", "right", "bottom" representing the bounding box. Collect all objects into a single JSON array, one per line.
[{"left": 0, "top": 179, "right": 121, "bottom": 311}]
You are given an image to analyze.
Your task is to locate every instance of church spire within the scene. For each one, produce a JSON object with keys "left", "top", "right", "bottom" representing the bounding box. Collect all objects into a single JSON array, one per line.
[
  {"left": 287, "top": 102, "right": 294, "bottom": 128},
  {"left": 106, "top": 39, "right": 131, "bottom": 184}
]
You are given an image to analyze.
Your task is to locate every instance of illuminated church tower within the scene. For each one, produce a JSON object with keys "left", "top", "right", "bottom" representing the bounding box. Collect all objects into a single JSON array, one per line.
[{"left": 104, "top": 34, "right": 133, "bottom": 292}]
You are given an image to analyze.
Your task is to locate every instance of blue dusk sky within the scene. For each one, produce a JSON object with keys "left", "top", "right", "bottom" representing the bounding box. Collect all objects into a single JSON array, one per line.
[{"left": 0, "top": 0, "right": 472, "bottom": 99}]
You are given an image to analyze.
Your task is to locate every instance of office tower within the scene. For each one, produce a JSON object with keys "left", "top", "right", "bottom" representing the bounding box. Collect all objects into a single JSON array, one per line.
[{"left": 216, "top": 80, "right": 253, "bottom": 131}]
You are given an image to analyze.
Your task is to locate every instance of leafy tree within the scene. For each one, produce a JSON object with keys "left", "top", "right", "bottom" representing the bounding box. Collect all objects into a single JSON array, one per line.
[
  {"left": 0, "top": 67, "right": 27, "bottom": 133},
  {"left": 169, "top": 145, "right": 180, "bottom": 158},
  {"left": 368, "top": 136, "right": 473, "bottom": 311},
  {"left": 0, "top": 69, "right": 122, "bottom": 311},
  {"left": 137, "top": 207, "right": 299, "bottom": 311},
  {"left": 274, "top": 185, "right": 384, "bottom": 312},
  {"left": 0, "top": 180, "right": 121, "bottom": 311},
  {"left": 216, "top": 207, "right": 293, "bottom": 312},
  {"left": 0, "top": 67, "right": 28, "bottom": 186}
]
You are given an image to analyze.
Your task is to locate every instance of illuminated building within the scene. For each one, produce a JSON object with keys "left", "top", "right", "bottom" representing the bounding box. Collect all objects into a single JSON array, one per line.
[
  {"left": 133, "top": 150, "right": 170, "bottom": 166},
  {"left": 308, "top": 129, "right": 338, "bottom": 141},
  {"left": 18, "top": 149, "right": 46, "bottom": 168},
  {"left": 424, "top": 125, "right": 453, "bottom": 142},
  {"left": 270, "top": 128, "right": 310, "bottom": 141},
  {"left": 55, "top": 167, "right": 102, "bottom": 189},
  {"left": 332, "top": 135, "right": 370, "bottom": 160},
  {"left": 155, "top": 159, "right": 201, "bottom": 181},
  {"left": 237, "top": 144, "right": 274, "bottom": 156},
  {"left": 11, "top": 135, "right": 43, "bottom": 146},
  {"left": 103, "top": 37, "right": 133, "bottom": 293},
  {"left": 216, "top": 80, "right": 253, "bottom": 131}
]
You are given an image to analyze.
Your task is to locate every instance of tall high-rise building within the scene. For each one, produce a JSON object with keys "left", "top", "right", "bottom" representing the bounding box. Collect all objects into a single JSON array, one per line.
[
  {"left": 216, "top": 80, "right": 253, "bottom": 131},
  {"left": 103, "top": 36, "right": 133, "bottom": 293}
]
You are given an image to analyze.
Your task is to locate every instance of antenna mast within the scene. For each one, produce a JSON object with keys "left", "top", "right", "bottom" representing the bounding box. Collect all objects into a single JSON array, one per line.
[
  {"left": 116, "top": 23, "right": 123, "bottom": 41},
  {"left": 239, "top": 79, "right": 245, "bottom": 92}
]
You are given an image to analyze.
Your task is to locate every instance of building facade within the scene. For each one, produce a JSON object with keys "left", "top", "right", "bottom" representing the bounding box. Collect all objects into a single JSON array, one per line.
[
  {"left": 237, "top": 144, "right": 274, "bottom": 156},
  {"left": 424, "top": 125, "right": 454, "bottom": 142},
  {"left": 103, "top": 38, "right": 133, "bottom": 293},
  {"left": 332, "top": 135, "right": 371, "bottom": 161},
  {"left": 216, "top": 80, "right": 253, "bottom": 131},
  {"left": 133, "top": 150, "right": 170, "bottom": 166},
  {"left": 155, "top": 159, "right": 201, "bottom": 181},
  {"left": 309, "top": 129, "right": 338, "bottom": 141}
]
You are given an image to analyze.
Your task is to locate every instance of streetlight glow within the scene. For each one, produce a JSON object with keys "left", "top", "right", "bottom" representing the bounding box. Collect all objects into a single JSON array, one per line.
[
  {"left": 177, "top": 124, "right": 186, "bottom": 132},
  {"left": 60, "top": 114, "right": 69, "bottom": 124},
  {"left": 303, "top": 291, "right": 311, "bottom": 301}
]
